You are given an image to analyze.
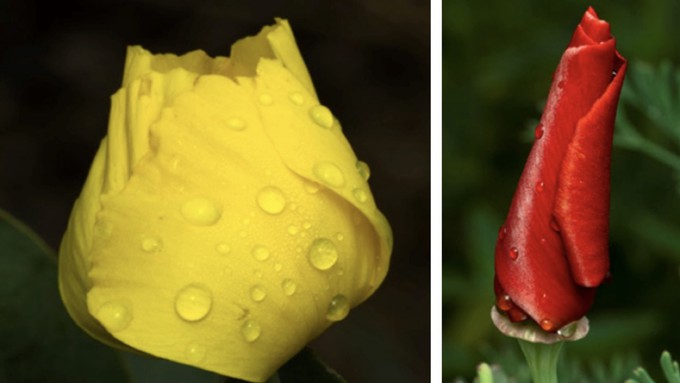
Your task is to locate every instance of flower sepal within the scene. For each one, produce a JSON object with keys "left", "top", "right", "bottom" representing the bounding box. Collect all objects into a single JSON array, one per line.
[{"left": 490, "top": 306, "right": 589, "bottom": 344}]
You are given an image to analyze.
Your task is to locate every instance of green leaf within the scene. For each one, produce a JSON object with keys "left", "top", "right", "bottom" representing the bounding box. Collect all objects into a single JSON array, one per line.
[{"left": 0, "top": 209, "right": 129, "bottom": 383}]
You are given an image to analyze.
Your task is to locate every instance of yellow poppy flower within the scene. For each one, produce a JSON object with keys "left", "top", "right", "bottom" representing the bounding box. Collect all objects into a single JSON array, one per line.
[{"left": 58, "top": 18, "right": 392, "bottom": 382}]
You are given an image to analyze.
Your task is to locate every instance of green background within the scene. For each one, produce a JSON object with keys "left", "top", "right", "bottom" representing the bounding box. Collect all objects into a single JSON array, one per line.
[{"left": 444, "top": 0, "right": 680, "bottom": 381}]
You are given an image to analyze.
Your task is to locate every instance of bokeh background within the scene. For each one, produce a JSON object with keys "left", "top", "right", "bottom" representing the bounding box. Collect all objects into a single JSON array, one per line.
[
  {"left": 0, "top": 1, "right": 430, "bottom": 382},
  {"left": 444, "top": 0, "right": 680, "bottom": 381}
]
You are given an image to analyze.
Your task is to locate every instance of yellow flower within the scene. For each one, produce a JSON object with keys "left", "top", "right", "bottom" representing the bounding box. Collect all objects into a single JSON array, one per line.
[{"left": 58, "top": 19, "right": 392, "bottom": 382}]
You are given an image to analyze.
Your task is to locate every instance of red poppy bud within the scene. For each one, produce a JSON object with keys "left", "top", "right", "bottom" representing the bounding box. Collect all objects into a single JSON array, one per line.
[{"left": 494, "top": 7, "right": 627, "bottom": 333}]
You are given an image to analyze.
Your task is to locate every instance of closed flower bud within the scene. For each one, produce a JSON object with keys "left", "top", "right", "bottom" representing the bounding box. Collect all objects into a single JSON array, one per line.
[{"left": 58, "top": 19, "right": 392, "bottom": 382}]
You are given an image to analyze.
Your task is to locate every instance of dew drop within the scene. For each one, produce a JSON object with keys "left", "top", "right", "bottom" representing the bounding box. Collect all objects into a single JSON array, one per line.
[
  {"left": 141, "top": 237, "right": 162, "bottom": 253},
  {"left": 309, "top": 105, "right": 334, "bottom": 128},
  {"left": 303, "top": 221, "right": 312, "bottom": 230},
  {"left": 326, "top": 294, "right": 350, "bottom": 321},
  {"left": 181, "top": 198, "right": 221, "bottom": 226},
  {"left": 227, "top": 117, "right": 247, "bottom": 131},
  {"left": 356, "top": 160, "right": 371, "bottom": 181},
  {"left": 509, "top": 247, "right": 519, "bottom": 260},
  {"left": 313, "top": 162, "right": 345, "bottom": 188},
  {"left": 557, "top": 322, "right": 578, "bottom": 338},
  {"left": 216, "top": 243, "right": 231, "bottom": 255},
  {"left": 289, "top": 92, "right": 305, "bottom": 105},
  {"left": 252, "top": 245, "right": 270, "bottom": 262},
  {"left": 304, "top": 181, "right": 320, "bottom": 194},
  {"left": 96, "top": 301, "right": 132, "bottom": 332},
  {"left": 534, "top": 123, "right": 544, "bottom": 139},
  {"left": 175, "top": 284, "right": 213, "bottom": 322},
  {"left": 282, "top": 279, "right": 297, "bottom": 296},
  {"left": 256, "top": 186, "right": 286, "bottom": 215},
  {"left": 287, "top": 225, "right": 299, "bottom": 235},
  {"left": 336, "top": 233, "right": 344, "bottom": 241},
  {"left": 250, "top": 285, "right": 267, "bottom": 302},
  {"left": 498, "top": 226, "right": 507, "bottom": 241},
  {"left": 558, "top": 80, "right": 566, "bottom": 89},
  {"left": 353, "top": 187, "right": 368, "bottom": 203},
  {"left": 540, "top": 319, "right": 555, "bottom": 332},
  {"left": 535, "top": 181, "right": 545, "bottom": 193},
  {"left": 185, "top": 342, "right": 207, "bottom": 363},
  {"left": 258, "top": 93, "right": 273, "bottom": 106},
  {"left": 274, "top": 263, "right": 283, "bottom": 272},
  {"left": 241, "top": 319, "right": 261, "bottom": 342},
  {"left": 496, "top": 294, "right": 513, "bottom": 311},
  {"left": 308, "top": 238, "right": 338, "bottom": 270},
  {"left": 540, "top": 237, "right": 547, "bottom": 245}
]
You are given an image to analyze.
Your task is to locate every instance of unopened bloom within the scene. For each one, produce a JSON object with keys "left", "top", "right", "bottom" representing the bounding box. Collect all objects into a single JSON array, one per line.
[
  {"left": 493, "top": 7, "right": 626, "bottom": 337},
  {"left": 58, "top": 19, "right": 392, "bottom": 382}
]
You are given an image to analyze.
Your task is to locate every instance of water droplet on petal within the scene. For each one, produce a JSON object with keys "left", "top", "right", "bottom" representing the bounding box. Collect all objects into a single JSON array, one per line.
[
  {"left": 356, "top": 160, "right": 371, "bottom": 181},
  {"left": 540, "top": 237, "right": 547, "bottom": 245},
  {"left": 534, "top": 123, "right": 544, "bottom": 139},
  {"left": 274, "top": 263, "right": 282, "bottom": 272},
  {"left": 250, "top": 285, "right": 267, "bottom": 302},
  {"left": 540, "top": 319, "right": 555, "bottom": 332},
  {"left": 252, "top": 245, "right": 270, "bottom": 261},
  {"left": 557, "top": 322, "right": 578, "bottom": 338},
  {"left": 326, "top": 294, "right": 350, "bottom": 321},
  {"left": 304, "top": 181, "right": 320, "bottom": 194},
  {"left": 308, "top": 238, "right": 338, "bottom": 270},
  {"left": 558, "top": 80, "right": 566, "bottom": 89},
  {"left": 336, "top": 233, "right": 344, "bottom": 241},
  {"left": 241, "top": 319, "right": 261, "bottom": 342},
  {"left": 216, "top": 243, "right": 231, "bottom": 255},
  {"left": 282, "top": 279, "right": 296, "bottom": 296},
  {"left": 141, "top": 237, "right": 162, "bottom": 252},
  {"left": 287, "top": 225, "right": 299, "bottom": 235},
  {"left": 289, "top": 92, "right": 305, "bottom": 105},
  {"left": 258, "top": 93, "right": 273, "bottom": 106},
  {"left": 256, "top": 186, "right": 286, "bottom": 215},
  {"left": 303, "top": 221, "right": 312, "bottom": 230},
  {"left": 309, "top": 105, "right": 334, "bottom": 128},
  {"left": 496, "top": 294, "right": 513, "bottom": 311},
  {"left": 509, "top": 247, "right": 519, "bottom": 260},
  {"left": 536, "top": 181, "right": 545, "bottom": 193},
  {"left": 313, "top": 162, "right": 345, "bottom": 188},
  {"left": 498, "top": 226, "right": 507, "bottom": 241},
  {"left": 353, "top": 187, "right": 368, "bottom": 203},
  {"left": 227, "top": 117, "right": 247, "bottom": 131},
  {"left": 175, "top": 284, "right": 213, "bottom": 322},
  {"left": 185, "top": 342, "right": 207, "bottom": 363},
  {"left": 96, "top": 302, "right": 132, "bottom": 332},
  {"left": 181, "top": 198, "right": 221, "bottom": 226}
]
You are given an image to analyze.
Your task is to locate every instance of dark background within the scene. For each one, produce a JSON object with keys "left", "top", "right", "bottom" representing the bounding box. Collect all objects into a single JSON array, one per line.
[
  {"left": 444, "top": 0, "right": 680, "bottom": 381},
  {"left": 0, "top": 1, "right": 430, "bottom": 381}
]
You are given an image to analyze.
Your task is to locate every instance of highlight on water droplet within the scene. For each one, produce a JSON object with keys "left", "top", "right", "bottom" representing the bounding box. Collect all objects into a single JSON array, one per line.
[
  {"left": 303, "top": 221, "right": 312, "bottom": 230},
  {"left": 141, "top": 236, "right": 162, "bottom": 253},
  {"left": 216, "top": 242, "right": 231, "bottom": 255},
  {"left": 308, "top": 238, "right": 338, "bottom": 270},
  {"left": 309, "top": 105, "right": 334, "bottom": 129},
  {"left": 258, "top": 93, "right": 273, "bottom": 106},
  {"left": 227, "top": 117, "right": 247, "bottom": 131},
  {"left": 509, "top": 247, "right": 519, "bottom": 260},
  {"left": 534, "top": 123, "right": 544, "bottom": 139},
  {"left": 313, "top": 161, "right": 345, "bottom": 188},
  {"left": 289, "top": 92, "right": 305, "bottom": 105},
  {"left": 540, "top": 319, "right": 555, "bottom": 332},
  {"left": 96, "top": 301, "right": 132, "bottom": 332},
  {"left": 540, "top": 237, "right": 547, "bottom": 245},
  {"left": 336, "top": 232, "right": 344, "bottom": 241},
  {"left": 536, "top": 181, "right": 545, "bottom": 193},
  {"left": 353, "top": 187, "right": 368, "bottom": 203},
  {"left": 181, "top": 197, "right": 221, "bottom": 226},
  {"left": 326, "top": 294, "right": 350, "bottom": 322},
  {"left": 175, "top": 284, "right": 213, "bottom": 322},
  {"left": 282, "top": 279, "right": 296, "bottom": 296},
  {"left": 252, "top": 245, "right": 270, "bottom": 261},
  {"left": 250, "top": 285, "right": 267, "bottom": 302},
  {"left": 185, "top": 342, "right": 207, "bottom": 363},
  {"left": 356, "top": 160, "right": 371, "bottom": 181},
  {"left": 256, "top": 186, "right": 286, "bottom": 215},
  {"left": 241, "top": 319, "right": 261, "bottom": 342}
]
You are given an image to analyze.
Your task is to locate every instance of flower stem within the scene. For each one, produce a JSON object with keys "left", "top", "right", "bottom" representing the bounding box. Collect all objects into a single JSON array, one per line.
[{"left": 518, "top": 339, "right": 564, "bottom": 383}]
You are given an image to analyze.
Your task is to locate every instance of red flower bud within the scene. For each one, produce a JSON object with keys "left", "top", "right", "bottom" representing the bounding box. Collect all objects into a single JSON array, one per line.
[{"left": 494, "top": 7, "right": 627, "bottom": 332}]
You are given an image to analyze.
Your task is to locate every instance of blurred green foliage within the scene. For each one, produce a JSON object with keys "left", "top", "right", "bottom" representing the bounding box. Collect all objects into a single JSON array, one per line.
[{"left": 444, "top": 0, "right": 680, "bottom": 381}]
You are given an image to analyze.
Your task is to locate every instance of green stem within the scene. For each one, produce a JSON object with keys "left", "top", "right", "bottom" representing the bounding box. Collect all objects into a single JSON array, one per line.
[{"left": 518, "top": 339, "right": 564, "bottom": 383}]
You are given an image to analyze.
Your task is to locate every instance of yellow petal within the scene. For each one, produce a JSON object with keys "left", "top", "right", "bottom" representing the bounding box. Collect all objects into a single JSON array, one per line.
[{"left": 58, "top": 19, "right": 391, "bottom": 382}]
